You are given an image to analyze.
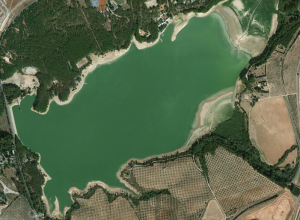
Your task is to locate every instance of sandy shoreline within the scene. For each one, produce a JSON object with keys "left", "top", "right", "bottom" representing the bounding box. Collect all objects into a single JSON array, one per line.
[
  {"left": 37, "top": 153, "right": 52, "bottom": 215},
  {"left": 2, "top": 2, "right": 271, "bottom": 216},
  {"left": 67, "top": 84, "right": 236, "bottom": 205}
]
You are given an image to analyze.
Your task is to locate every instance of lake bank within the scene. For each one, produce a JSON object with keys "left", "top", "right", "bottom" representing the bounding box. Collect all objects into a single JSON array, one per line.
[{"left": 13, "top": 15, "right": 250, "bottom": 211}]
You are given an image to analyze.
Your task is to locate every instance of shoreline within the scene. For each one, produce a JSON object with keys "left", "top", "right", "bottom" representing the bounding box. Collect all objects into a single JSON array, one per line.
[
  {"left": 68, "top": 84, "right": 237, "bottom": 204},
  {"left": 37, "top": 153, "right": 52, "bottom": 216},
  {"left": 5, "top": 5, "right": 254, "bottom": 216}
]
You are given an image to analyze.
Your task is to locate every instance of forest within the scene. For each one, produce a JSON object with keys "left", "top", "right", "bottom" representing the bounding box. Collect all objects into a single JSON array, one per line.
[
  {"left": 2, "top": 83, "right": 22, "bottom": 104},
  {"left": 0, "top": 0, "right": 220, "bottom": 113},
  {"left": 0, "top": 91, "right": 5, "bottom": 117},
  {"left": 189, "top": 105, "right": 299, "bottom": 189},
  {"left": 11, "top": 136, "right": 46, "bottom": 214}
]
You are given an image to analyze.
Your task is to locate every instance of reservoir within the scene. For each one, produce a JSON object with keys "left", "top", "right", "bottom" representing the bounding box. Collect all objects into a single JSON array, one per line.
[{"left": 13, "top": 14, "right": 250, "bottom": 210}]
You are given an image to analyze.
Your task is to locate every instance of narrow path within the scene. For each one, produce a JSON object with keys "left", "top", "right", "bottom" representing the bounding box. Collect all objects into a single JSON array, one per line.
[
  {"left": 0, "top": 79, "right": 39, "bottom": 220},
  {"left": 78, "top": 4, "right": 101, "bottom": 51},
  {"left": 192, "top": 155, "right": 227, "bottom": 220}
]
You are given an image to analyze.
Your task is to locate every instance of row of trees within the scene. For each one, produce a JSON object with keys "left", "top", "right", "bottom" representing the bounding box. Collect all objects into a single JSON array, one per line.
[
  {"left": 189, "top": 105, "right": 298, "bottom": 188},
  {"left": 11, "top": 136, "right": 46, "bottom": 214},
  {"left": 2, "top": 83, "right": 21, "bottom": 104},
  {"left": 0, "top": 91, "right": 5, "bottom": 117}
]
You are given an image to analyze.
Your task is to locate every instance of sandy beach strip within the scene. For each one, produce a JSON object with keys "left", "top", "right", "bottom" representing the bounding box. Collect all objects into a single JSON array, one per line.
[
  {"left": 37, "top": 153, "right": 52, "bottom": 215},
  {"left": 171, "top": 0, "right": 229, "bottom": 42}
]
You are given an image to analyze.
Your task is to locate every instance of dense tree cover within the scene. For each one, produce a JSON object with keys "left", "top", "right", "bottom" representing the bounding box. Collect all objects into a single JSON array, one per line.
[
  {"left": 189, "top": 105, "right": 298, "bottom": 187},
  {"left": 288, "top": 183, "right": 300, "bottom": 197},
  {"left": 0, "top": 192, "right": 7, "bottom": 205},
  {"left": 0, "top": 91, "right": 5, "bottom": 117},
  {"left": 0, "top": 130, "right": 13, "bottom": 154},
  {"left": 2, "top": 83, "right": 21, "bottom": 104},
  {"left": 12, "top": 136, "right": 46, "bottom": 214},
  {"left": 0, "top": 0, "right": 222, "bottom": 112},
  {"left": 275, "top": 145, "right": 298, "bottom": 167}
]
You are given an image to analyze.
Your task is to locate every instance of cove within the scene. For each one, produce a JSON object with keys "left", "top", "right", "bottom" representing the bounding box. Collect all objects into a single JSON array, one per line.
[{"left": 13, "top": 13, "right": 250, "bottom": 210}]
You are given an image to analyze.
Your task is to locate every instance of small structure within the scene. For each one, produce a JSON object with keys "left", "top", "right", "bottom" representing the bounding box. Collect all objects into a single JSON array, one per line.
[
  {"left": 92, "top": 0, "right": 98, "bottom": 7},
  {"left": 98, "top": 0, "right": 107, "bottom": 12}
]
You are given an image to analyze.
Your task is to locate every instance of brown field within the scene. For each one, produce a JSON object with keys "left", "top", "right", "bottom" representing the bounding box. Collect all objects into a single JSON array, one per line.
[
  {"left": 242, "top": 191, "right": 295, "bottom": 220},
  {"left": 265, "top": 51, "right": 284, "bottom": 97},
  {"left": 0, "top": 196, "right": 32, "bottom": 220},
  {"left": 201, "top": 199, "right": 224, "bottom": 220},
  {"left": 6, "top": 0, "right": 23, "bottom": 11},
  {"left": 249, "top": 96, "right": 296, "bottom": 165},
  {"left": 205, "top": 148, "right": 283, "bottom": 217},
  {"left": 129, "top": 156, "right": 214, "bottom": 216},
  {"left": 0, "top": 109, "right": 10, "bottom": 133},
  {"left": 71, "top": 186, "right": 204, "bottom": 220},
  {"left": 287, "top": 94, "right": 300, "bottom": 137},
  {"left": 72, "top": 189, "right": 138, "bottom": 220},
  {"left": 283, "top": 36, "right": 300, "bottom": 94}
]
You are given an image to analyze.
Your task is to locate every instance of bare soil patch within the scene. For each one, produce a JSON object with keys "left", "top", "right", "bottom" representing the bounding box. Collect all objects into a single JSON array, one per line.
[
  {"left": 76, "top": 57, "right": 89, "bottom": 69},
  {"left": 206, "top": 148, "right": 283, "bottom": 217},
  {"left": 201, "top": 199, "right": 224, "bottom": 220},
  {"left": 265, "top": 51, "right": 284, "bottom": 97},
  {"left": 0, "top": 110, "right": 10, "bottom": 133},
  {"left": 72, "top": 189, "right": 138, "bottom": 220},
  {"left": 242, "top": 191, "right": 295, "bottom": 220},
  {"left": 0, "top": 196, "right": 33, "bottom": 220},
  {"left": 249, "top": 96, "right": 296, "bottom": 165}
]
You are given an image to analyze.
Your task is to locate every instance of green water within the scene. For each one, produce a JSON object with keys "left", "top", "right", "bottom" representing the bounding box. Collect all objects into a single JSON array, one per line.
[{"left": 13, "top": 14, "right": 250, "bottom": 210}]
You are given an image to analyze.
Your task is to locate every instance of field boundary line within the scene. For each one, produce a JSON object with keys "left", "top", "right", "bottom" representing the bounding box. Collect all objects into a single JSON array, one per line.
[{"left": 192, "top": 155, "right": 227, "bottom": 220}]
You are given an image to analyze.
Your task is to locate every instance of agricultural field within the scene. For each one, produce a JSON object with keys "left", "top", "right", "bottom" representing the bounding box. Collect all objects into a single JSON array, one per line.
[
  {"left": 287, "top": 94, "right": 300, "bottom": 137},
  {"left": 283, "top": 36, "right": 300, "bottom": 95},
  {"left": 201, "top": 199, "right": 224, "bottom": 220},
  {"left": 0, "top": 195, "right": 33, "bottom": 220},
  {"left": 205, "top": 147, "right": 283, "bottom": 217},
  {"left": 238, "top": 191, "right": 296, "bottom": 220},
  {"left": 71, "top": 188, "right": 137, "bottom": 220},
  {"left": 265, "top": 50, "right": 284, "bottom": 96},
  {"left": 128, "top": 156, "right": 214, "bottom": 217},
  {"left": 249, "top": 96, "right": 297, "bottom": 166},
  {"left": 0, "top": 109, "right": 10, "bottom": 132}
]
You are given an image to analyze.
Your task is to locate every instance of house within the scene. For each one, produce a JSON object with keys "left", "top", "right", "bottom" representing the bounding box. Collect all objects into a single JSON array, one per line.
[{"left": 98, "top": 0, "right": 107, "bottom": 12}]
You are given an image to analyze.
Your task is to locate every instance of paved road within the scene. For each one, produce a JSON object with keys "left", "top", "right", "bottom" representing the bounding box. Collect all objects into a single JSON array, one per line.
[{"left": 0, "top": 79, "right": 39, "bottom": 220}]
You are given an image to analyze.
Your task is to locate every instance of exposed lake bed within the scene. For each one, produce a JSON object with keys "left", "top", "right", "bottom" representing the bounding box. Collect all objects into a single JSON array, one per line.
[{"left": 13, "top": 14, "right": 250, "bottom": 211}]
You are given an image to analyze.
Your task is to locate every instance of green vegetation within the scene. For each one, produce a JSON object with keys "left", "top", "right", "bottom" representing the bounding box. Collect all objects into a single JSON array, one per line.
[
  {"left": 189, "top": 104, "right": 298, "bottom": 187},
  {"left": 0, "top": 192, "right": 7, "bottom": 205},
  {"left": 239, "top": 0, "right": 300, "bottom": 88},
  {"left": 275, "top": 145, "right": 298, "bottom": 167},
  {"left": 289, "top": 183, "right": 300, "bottom": 197},
  {"left": 0, "top": 130, "right": 13, "bottom": 154},
  {"left": 65, "top": 202, "right": 80, "bottom": 220},
  {"left": 12, "top": 136, "right": 46, "bottom": 214},
  {"left": 0, "top": 0, "right": 225, "bottom": 113},
  {"left": 67, "top": 184, "right": 171, "bottom": 219},
  {"left": 249, "top": 0, "right": 300, "bottom": 67},
  {"left": 2, "top": 83, "right": 21, "bottom": 104},
  {"left": 0, "top": 91, "right": 5, "bottom": 117}
]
